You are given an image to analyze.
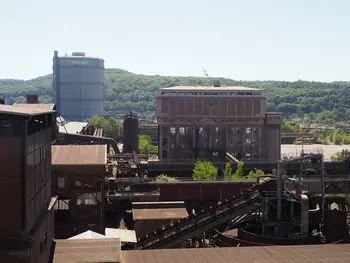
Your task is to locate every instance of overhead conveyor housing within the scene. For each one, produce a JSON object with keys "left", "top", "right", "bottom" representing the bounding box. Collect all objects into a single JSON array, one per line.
[{"left": 132, "top": 183, "right": 263, "bottom": 250}]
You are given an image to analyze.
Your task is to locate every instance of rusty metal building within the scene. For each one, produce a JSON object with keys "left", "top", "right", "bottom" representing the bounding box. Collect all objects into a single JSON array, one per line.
[
  {"left": 0, "top": 104, "right": 57, "bottom": 263},
  {"left": 156, "top": 86, "right": 283, "bottom": 163},
  {"left": 132, "top": 202, "right": 188, "bottom": 238},
  {"left": 52, "top": 145, "right": 107, "bottom": 238}
]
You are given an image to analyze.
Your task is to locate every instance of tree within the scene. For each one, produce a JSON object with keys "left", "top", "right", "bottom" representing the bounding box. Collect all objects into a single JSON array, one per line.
[
  {"left": 155, "top": 174, "right": 179, "bottom": 182},
  {"left": 281, "top": 121, "right": 298, "bottom": 133},
  {"left": 223, "top": 162, "right": 233, "bottom": 180},
  {"left": 247, "top": 169, "right": 266, "bottom": 179},
  {"left": 332, "top": 130, "right": 343, "bottom": 145},
  {"left": 330, "top": 150, "right": 350, "bottom": 162},
  {"left": 232, "top": 161, "right": 244, "bottom": 180},
  {"left": 192, "top": 160, "right": 217, "bottom": 180},
  {"left": 139, "top": 135, "right": 158, "bottom": 154},
  {"left": 87, "top": 116, "right": 123, "bottom": 137}
]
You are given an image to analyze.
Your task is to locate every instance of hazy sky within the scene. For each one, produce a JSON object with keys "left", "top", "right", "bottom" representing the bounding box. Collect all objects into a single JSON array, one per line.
[{"left": 1, "top": 0, "right": 350, "bottom": 81}]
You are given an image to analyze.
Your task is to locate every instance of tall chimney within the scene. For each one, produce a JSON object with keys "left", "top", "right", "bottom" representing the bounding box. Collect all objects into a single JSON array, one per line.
[{"left": 27, "top": 95, "right": 38, "bottom": 104}]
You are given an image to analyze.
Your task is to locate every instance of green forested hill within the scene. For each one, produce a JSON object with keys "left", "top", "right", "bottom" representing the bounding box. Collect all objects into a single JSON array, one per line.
[{"left": 0, "top": 68, "right": 349, "bottom": 124}]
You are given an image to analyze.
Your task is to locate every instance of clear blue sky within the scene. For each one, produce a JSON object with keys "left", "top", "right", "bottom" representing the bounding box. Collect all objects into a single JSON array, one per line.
[{"left": 1, "top": 0, "right": 349, "bottom": 81}]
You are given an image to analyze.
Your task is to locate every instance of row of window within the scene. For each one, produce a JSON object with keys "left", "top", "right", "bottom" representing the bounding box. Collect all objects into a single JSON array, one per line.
[
  {"left": 168, "top": 127, "right": 259, "bottom": 135},
  {"left": 161, "top": 91, "right": 262, "bottom": 96},
  {"left": 162, "top": 151, "right": 258, "bottom": 159}
]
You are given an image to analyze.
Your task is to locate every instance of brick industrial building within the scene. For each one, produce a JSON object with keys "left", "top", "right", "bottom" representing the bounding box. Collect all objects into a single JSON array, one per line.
[
  {"left": 156, "top": 85, "right": 283, "bottom": 163},
  {"left": 0, "top": 105, "right": 57, "bottom": 263}
]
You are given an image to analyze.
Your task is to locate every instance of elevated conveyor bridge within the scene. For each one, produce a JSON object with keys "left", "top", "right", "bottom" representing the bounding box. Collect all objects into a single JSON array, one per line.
[{"left": 124, "top": 180, "right": 269, "bottom": 250}]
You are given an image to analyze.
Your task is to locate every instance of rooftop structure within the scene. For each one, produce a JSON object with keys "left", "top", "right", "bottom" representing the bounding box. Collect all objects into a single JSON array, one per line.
[
  {"left": 13, "top": 103, "right": 56, "bottom": 111},
  {"left": 0, "top": 104, "right": 55, "bottom": 116},
  {"left": 52, "top": 145, "right": 107, "bottom": 165},
  {"left": 156, "top": 85, "right": 282, "bottom": 163},
  {"left": 160, "top": 85, "right": 261, "bottom": 91},
  {"left": 52, "top": 145, "right": 107, "bottom": 238},
  {"left": 132, "top": 201, "right": 188, "bottom": 238}
]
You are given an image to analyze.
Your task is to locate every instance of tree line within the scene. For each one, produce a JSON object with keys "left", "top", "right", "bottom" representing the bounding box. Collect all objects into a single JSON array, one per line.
[{"left": 1, "top": 69, "right": 350, "bottom": 124}]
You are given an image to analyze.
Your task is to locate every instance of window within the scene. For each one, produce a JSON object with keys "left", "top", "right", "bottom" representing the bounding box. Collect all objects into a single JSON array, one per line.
[
  {"left": 213, "top": 152, "right": 219, "bottom": 156},
  {"left": 170, "top": 127, "right": 176, "bottom": 134},
  {"left": 245, "top": 139, "right": 252, "bottom": 146},
  {"left": 54, "top": 200, "right": 70, "bottom": 210},
  {"left": 246, "top": 127, "right": 252, "bottom": 135},
  {"left": 179, "top": 127, "right": 185, "bottom": 135},
  {"left": 77, "top": 193, "right": 99, "bottom": 205},
  {"left": 58, "top": 177, "right": 65, "bottom": 188}
]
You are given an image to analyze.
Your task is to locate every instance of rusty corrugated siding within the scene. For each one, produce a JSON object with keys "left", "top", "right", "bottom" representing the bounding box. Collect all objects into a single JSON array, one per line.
[
  {"left": 52, "top": 145, "right": 107, "bottom": 165},
  {"left": 0, "top": 104, "right": 55, "bottom": 116},
  {"left": 53, "top": 238, "right": 121, "bottom": 263},
  {"left": 122, "top": 244, "right": 350, "bottom": 263}
]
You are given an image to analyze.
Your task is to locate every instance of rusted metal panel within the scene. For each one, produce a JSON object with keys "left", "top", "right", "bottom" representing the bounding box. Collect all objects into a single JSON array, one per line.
[
  {"left": 0, "top": 177, "right": 23, "bottom": 236},
  {"left": 52, "top": 145, "right": 107, "bottom": 165},
  {"left": 52, "top": 166, "right": 104, "bottom": 198}
]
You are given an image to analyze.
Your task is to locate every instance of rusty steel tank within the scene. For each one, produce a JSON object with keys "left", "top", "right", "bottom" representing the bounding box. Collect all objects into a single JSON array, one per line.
[{"left": 123, "top": 112, "right": 139, "bottom": 153}]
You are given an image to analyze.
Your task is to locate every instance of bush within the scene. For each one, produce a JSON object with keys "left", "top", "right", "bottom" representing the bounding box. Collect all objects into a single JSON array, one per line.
[
  {"left": 155, "top": 174, "right": 179, "bottom": 182},
  {"left": 247, "top": 169, "right": 266, "bottom": 179},
  {"left": 192, "top": 160, "right": 217, "bottom": 180},
  {"left": 139, "top": 135, "right": 158, "bottom": 154},
  {"left": 232, "top": 161, "right": 244, "bottom": 180}
]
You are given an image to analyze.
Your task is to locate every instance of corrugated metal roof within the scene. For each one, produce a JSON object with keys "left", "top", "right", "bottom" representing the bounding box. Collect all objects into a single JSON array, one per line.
[
  {"left": 54, "top": 238, "right": 120, "bottom": 263},
  {"left": 14, "top": 103, "right": 56, "bottom": 111},
  {"left": 52, "top": 145, "right": 107, "bottom": 165},
  {"left": 160, "top": 86, "right": 261, "bottom": 91},
  {"left": 122, "top": 244, "right": 350, "bottom": 263},
  {"left": 132, "top": 208, "right": 188, "bottom": 220},
  {"left": 0, "top": 104, "right": 55, "bottom": 116},
  {"left": 58, "top": 121, "right": 89, "bottom": 134}
]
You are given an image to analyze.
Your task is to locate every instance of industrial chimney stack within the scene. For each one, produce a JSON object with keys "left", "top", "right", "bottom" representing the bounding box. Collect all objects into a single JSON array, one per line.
[{"left": 27, "top": 95, "right": 39, "bottom": 104}]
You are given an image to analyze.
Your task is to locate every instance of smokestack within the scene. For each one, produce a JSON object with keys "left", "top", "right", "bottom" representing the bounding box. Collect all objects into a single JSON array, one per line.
[
  {"left": 0, "top": 95, "right": 4, "bottom": 105},
  {"left": 27, "top": 95, "right": 38, "bottom": 104}
]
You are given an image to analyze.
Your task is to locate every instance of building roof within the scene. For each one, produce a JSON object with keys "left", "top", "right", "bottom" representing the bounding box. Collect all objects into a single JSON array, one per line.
[
  {"left": 160, "top": 86, "right": 261, "bottom": 91},
  {"left": 59, "top": 121, "right": 89, "bottom": 134},
  {"left": 53, "top": 238, "right": 120, "bottom": 263},
  {"left": 122, "top": 244, "right": 350, "bottom": 263},
  {"left": 13, "top": 103, "right": 56, "bottom": 111},
  {"left": 52, "top": 145, "right": 107, "bottom": 166},
  {"left": 105, "top": 228, "right": 137, "bottom": 244},
  {"left": 0, "top": 104, "right": 55, "bottom": 116},
  {"left": 68, "top": 230, "right": 108, "bottom": 240}
]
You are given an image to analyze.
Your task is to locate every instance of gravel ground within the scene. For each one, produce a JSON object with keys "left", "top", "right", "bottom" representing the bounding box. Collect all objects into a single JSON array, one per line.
[{"left": 281, "top": 144, "right": 350, "bottom": 161}]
